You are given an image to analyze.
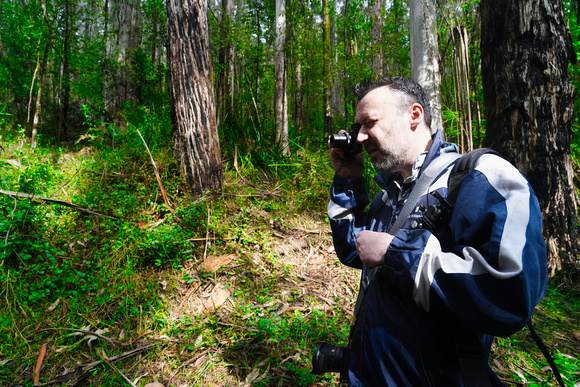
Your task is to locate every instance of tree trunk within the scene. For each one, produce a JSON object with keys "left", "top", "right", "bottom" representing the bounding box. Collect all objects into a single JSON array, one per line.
[
  {"left": 0, "top": 2, "right": 4, "bottom": 59},
  {"left": 166, "top": 0, "right": 223, "bottom": 196},
  {"left": 274, "top": 0, "right": 288, "bottom": 155},
  {"left": 369, "top": 0, "right": 382, "bottom": 80},
  {"left": 481, "top": 0, "right": 578, "bottom": 276},
  {"left": 60, "top": 0, "right": 72, "bottom": 138},
  {"left": 30, "top": 41, "right": 50, "bottom": 148},
  {"left": 103, "top": 0, "right": 141, "bottom": 124},
  {"left": 217, "top": 0, "right": 233, "bottom": 127},
  {"left": 409, "top": 0, "right": 443, "bottom": 134},
  {"left": 322, "top": 0, "right": 332, "bottom": 136},
  {"left": 294, "top": 61, "right": 303, "bottom": 136}
]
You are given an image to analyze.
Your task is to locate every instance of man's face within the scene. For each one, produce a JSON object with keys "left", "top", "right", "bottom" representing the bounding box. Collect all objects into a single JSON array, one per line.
[{"left": 355, "top": 87, "right": 411, "bottom": 174}]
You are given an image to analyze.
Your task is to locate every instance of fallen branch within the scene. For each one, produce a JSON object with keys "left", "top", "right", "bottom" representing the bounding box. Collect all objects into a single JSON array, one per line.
[
  {"left": 29, "top": 328, "right": 154, "bottom": 347},
  {"left": 0, "top": 189, "right": 108, "bottom": 217}
]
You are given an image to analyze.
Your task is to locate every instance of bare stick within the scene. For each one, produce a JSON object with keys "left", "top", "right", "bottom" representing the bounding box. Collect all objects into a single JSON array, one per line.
[
  {"left": 33, "top": 342, "right": 47, "bottom": 386},
  {"left": 136, "top": 128, "right": 180, "bottom": 220}
]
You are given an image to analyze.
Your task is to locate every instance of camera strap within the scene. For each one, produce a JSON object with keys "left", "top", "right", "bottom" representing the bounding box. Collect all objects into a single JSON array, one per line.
[{"left": 352, "top": 151, "right": 461, "bottom": 320}]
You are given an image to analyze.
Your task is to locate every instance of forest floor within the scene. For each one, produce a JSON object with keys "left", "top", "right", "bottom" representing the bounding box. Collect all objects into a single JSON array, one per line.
[{"left": 152, "top": 212, "right": 358, "bottom": 386}]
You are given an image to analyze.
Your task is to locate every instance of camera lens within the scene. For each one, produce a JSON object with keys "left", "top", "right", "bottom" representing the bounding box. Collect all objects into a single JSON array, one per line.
[
  {"left": 329, "top": 133, "right": 352, "bottom": 149},
  {"left": 311, "top": 342, "right": 346, "bottom": 374}
]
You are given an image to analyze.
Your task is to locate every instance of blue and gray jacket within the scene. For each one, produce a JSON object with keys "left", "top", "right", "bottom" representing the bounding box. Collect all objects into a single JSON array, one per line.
[{"left": 328, "top": 131, "right": 548, "bottom": 386}]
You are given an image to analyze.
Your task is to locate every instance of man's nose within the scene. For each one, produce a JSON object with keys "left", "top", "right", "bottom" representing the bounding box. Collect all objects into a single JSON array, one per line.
[{"left": 357, "top": 128, "right": 368, "bottom": 143}]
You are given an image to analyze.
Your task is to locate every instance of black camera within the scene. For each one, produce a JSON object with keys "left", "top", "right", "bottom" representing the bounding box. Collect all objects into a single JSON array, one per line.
[
  {"left": 311, "top": 342, "right": 350, "bottom": 383},
  {"left": 411, "top": 191, "right": 454, "bottom": 232},
  {"left": 329, "top": 123, "right": 363, "bottom": 157}
]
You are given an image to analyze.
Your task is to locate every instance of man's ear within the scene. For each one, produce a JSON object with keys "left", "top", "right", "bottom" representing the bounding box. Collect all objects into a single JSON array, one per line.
[{"left": 409, "top": 103, "right": 424, "bottom": 130}]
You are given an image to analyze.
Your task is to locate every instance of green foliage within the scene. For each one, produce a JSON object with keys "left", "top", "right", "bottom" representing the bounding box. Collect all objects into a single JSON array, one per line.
[
  {"left": 492, "top": 285, "right": 580, "bottom": 385},
  {"left": 564, "top": 2, "right": 580, "bottom": 161}
]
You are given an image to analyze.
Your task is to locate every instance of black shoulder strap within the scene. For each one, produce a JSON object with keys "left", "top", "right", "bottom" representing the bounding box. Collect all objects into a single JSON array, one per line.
[
  {"left": 449, "top": 148, "right": 500, "bottom": 387},
  {"left": 447, "top": 148, "right": 502, "bottom": 205}
]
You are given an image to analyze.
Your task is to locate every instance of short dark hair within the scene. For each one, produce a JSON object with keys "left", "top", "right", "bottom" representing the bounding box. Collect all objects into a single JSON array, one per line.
[{"left": 355, "top": 76, "right": 432, "bottom": 129}]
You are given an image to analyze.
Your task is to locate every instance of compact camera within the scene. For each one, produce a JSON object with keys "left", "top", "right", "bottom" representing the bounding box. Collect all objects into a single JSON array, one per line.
[{"left": 329, "top": 123, "right": 363, "bottom": 157}]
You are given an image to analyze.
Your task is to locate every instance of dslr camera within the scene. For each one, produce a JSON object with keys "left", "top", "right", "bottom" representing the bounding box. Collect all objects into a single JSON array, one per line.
[
  {"left": 329, "top": 123, "right": 363, "bottom": 157},
  {"left": 311, "top": 342, "right": 350, "bottom": 384}
]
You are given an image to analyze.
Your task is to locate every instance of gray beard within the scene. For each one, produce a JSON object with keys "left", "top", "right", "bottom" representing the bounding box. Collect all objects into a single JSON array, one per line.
[{"left": 371, "top": 148, "right": 406, "bottom": 174}]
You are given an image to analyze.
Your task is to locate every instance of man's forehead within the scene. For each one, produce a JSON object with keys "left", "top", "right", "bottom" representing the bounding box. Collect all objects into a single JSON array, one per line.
[{"left": 356, "top": 87, "right": 395, "bottom": 116}]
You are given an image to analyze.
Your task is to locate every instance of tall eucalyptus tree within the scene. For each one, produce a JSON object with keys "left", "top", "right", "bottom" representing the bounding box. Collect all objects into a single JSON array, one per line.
[
  {"left": 166, "top": 0, "right": 223, "bottom": 195},
  {"left": 103, "top": 0, "right": 141, "bottom": 122},
  {"left": 481, "top": 0, "right": 578, "bottom": 276},
  {"left": 410, "top": 0, "right": 442, "bottom": 134},
  {"left": 369, "top": 0, "right": 382, "bottom": 79},
  {"left": 217, "top": 0, "right": 234, "bottom": 127},
  {"left": 274, "top": 0, "right": 288, "bottom": 154},
  {"left": 322, "top": 0, "right": 332, "bottom": 135}
]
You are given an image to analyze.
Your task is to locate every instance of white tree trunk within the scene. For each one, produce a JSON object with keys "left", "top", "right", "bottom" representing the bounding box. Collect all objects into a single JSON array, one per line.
[
  {"left": 275, "top": 0, "right": 288, "bottom": 154},
  {"left": 410, "top": 0, "right": 443, "bottom": 134}
]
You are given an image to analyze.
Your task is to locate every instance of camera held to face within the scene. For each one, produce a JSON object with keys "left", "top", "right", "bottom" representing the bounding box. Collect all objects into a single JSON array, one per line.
[
  {"left": 329, "top": 123, "right": 363, "bottom": 157},
  {"left": 311, "top": 342, "right": 350, "bottom": 383}
]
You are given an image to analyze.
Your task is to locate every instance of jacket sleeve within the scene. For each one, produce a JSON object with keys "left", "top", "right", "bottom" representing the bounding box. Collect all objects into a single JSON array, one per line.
[
  {"left": 382, "top": 155, "right": 548, "bottom": 337},
  {"left": 328, "top": 174, "right": 370, "bottom": 269}
]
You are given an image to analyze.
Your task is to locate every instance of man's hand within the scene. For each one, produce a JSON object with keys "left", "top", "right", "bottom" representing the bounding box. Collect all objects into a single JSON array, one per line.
[
  {"left": 356, "top": 230, "right": 394, "bottom": 268},
  {"left": 329, "top": 131, "right": 364, "bottom": 180}
]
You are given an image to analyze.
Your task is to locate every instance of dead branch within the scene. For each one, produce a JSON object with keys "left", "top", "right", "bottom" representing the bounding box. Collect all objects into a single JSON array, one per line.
[
  {"left": 29, "top": 327, "right": 154, "bottom": 347},
  {"left": 136, "top": 128, "right": 180, "bottom": 221},
  {"left": 0, "top": 189, "right": 108, "bottom": 217}
]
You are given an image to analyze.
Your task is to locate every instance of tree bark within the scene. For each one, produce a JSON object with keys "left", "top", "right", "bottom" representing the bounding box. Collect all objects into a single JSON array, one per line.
[
  {"left": 103, "top": 0, "right": 141, "bottom": 123},
  {"left": 409, "top": 0, "right": 443, "bottom": 134},
  {"left": 275, "top": 0, "right": 288, "bottom": 154},
  {"left": 294, "top": 61, "right": 303, "bottom": 136},
  {"left": 369, "top": 0, "right": 382, "bottom": 80},
  {"left": 60, "top": 0, "right": 72, "bottom": 138},
  {"left": 481, "top": 0, "right": 578, "bottom": 276},
  {"left": 30, "top": 41, "right": 50, "bottom": 148},
  {"left": 322, "top": 0, "right": 332, "bottom": 136},
  {"left": 166, "top": 0, "right": 223, "bottom": 196},
  {"left": 217, "top": 0, "right": 233, "bottom": 127}
]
